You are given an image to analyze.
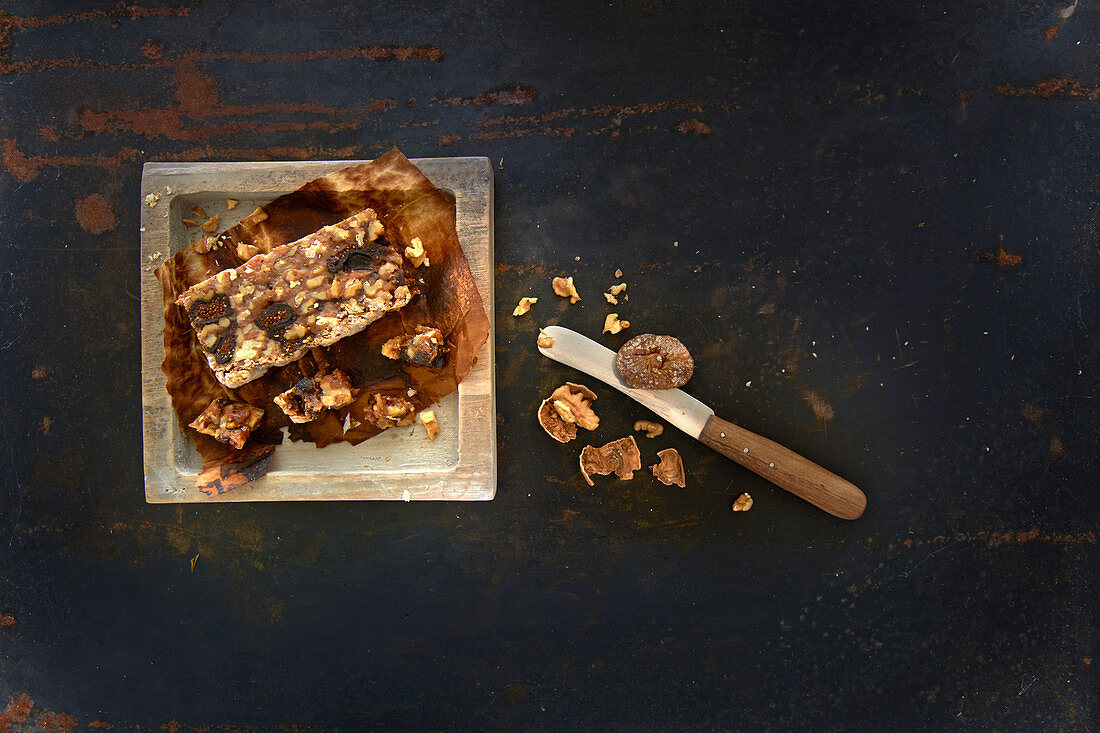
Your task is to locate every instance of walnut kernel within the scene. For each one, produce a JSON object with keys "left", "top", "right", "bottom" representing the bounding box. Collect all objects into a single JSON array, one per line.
[
  {"left": 419, "top": 409, "right": 440, "bottom": 440},
  {"left": 182, "top": 218, "right": 199, "bottom": 227},
  {"left": 537, "top": 329, "right": 554, "bottom": 348},
  {"left": 603, "top": 313, "right": 629, "bottom": 334},
  {"left": 633, "top": 419, "right": 664, "bottom": 438},
  {"left": 513, "top": 296, "right": 538, "bottom": 316},
  {"left": 732, "top": 493, "right": 754, "bottom": 512},
  {"left": 405, "top": 237, "right": 429, "bottom": 268},
  {"left": 226, "top": 198, "right": 239, "bottom": 210},
  {"left": 201, "top": 214, "right": 220, "bottom": 233},
  {"left": 552, "top": 276, "right": 581, "bottom": 303}
]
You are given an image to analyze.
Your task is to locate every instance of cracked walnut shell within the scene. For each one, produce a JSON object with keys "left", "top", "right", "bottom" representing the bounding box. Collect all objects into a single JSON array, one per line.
[
  {"left": 616, "top": 333, "right": 694, "bottom": 390},
  {"left": 579, "top": 436, "right": 642, "bottom": 485},
  {"left": 650, "top": 448, "right": 686, "bottom": 487},
  {"left": 538, "top": 382, "right": 599, "bottom": 443}
]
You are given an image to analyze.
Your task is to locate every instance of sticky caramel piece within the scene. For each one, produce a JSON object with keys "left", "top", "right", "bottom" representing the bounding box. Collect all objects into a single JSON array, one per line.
[{"left": 176, "top": 209, "right": 414, "bottom": 388}]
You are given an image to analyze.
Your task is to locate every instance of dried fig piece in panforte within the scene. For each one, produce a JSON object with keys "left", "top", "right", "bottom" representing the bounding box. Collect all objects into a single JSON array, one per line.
[
  {"left": 579, "top": 435, "right": 642, "bottom": 486},
  {"left": 615, "top": 334, "right": 694, "bottom": 390},
  {"left": 650, "top": 447, "right": 686, "bottom": 488},
  {"left": 538, "top": 382, "right": 599, "bottom": 443}
]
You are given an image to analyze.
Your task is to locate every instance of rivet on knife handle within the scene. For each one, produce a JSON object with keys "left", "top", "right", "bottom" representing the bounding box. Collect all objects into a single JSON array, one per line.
[{"left": 699, "top": 415, "right": 866, "bottom": 520}]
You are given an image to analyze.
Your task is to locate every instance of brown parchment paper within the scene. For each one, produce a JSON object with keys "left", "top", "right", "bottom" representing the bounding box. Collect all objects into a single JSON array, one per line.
[{"left": 154, "top": 149, "right": 490, "bottom": 494}]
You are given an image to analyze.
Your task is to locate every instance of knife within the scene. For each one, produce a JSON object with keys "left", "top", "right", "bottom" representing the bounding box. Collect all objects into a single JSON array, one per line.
[{"left": 537, "top": 325, "right": 866, "bottom": 520}]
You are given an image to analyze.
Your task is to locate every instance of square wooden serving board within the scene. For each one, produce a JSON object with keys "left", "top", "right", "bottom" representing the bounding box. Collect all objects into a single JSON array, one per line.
[{"left": 140, "top": 157, "right": 495, "bottom": 503}]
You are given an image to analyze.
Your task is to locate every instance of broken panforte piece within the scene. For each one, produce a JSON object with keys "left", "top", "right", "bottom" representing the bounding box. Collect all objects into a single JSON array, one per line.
[
  {"left": 274, "top": 369, "right": 357, "bottom": 424},
  {"left": 176, "top": 209, "right": 414, "bottom": 388},
  {"left": 380, "top": 326, "right": 447, "bottom": 368},
  {"left": 188, "top": 397, "right": 264, "bottom": 450}
]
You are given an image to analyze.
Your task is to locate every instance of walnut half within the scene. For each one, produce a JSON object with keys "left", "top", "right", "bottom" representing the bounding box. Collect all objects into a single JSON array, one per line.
[{"left": 538, "top": 382, "right": 599, "bottom": 443}]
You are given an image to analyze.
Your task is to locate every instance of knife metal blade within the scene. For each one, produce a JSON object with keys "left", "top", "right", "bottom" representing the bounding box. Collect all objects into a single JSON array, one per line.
[{"left": 537, "top": 325, "right": 713, "bottom": 438}]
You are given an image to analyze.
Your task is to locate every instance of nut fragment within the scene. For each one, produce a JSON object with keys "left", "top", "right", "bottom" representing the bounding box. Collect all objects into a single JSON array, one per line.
[
  {"left": 579, "top": 436, "right": 642, "bottom": 485},
  {"left": 201, "top": 214, "right": 220, "bottom": 233},
  {"left": 552, "top": 276, "right": 581, "bottom": 303},
  {"left": 191, "top": 205, "right": 207, "bottom": 218},
  {"left": 145, "top": 193, "right": 160, "bottom": 207},
  {"left": 538, "top": 382, "right": 599, "bottom": 443},
  {"left": 732, "top": 493, "right": 753, "bottom": 512},
  {"left": 404, "top": 236, "right": 429, "bottom": 268},
  {"left": 615, "top": 269, "right": 623, "bottom": 278},
  {"left": 650, "top": 448, "right": 685, "bottom": 487},
  {"left": 609, "top": 283, "right": 627, "bottom": 296},
  {"left": 419, "top": 409, "right": 440, "bottom": 440},
  {"left": 362, "top": 392, "right": 417, "bottom": 429},
  {"left": 226, "top": 198, "right": 239, "bottom": 210},
  {"left": 603, "top": 313, "right": 630, "bottom": 335},
  {"left": 182, "top": 218, "right": 199, "bottom": 227},
  {"left": 536, "top": 329, "right": 554, "bottom": 348},
  {"left": 380, "top": 326, "right": 447, "bottom": 368},
  {"left": 616, "top": 334, "right": 694, "bottom": 390},
  {"left": 633, "top": 419, "right": 664, "bottom": 438},
  {"left": 604, "top": 293, "right": 618, "bottom": 305},
  {"left": 188, "top": 397, "right": 264, "bottom": 450},
  {"left": 513, "top": 296, "right": 538, "bottom": 316}
]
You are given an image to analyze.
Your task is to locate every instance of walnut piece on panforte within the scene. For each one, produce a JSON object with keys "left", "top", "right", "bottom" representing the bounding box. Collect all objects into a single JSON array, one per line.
[
  {"left": 633, "top": 419, "right": 664, "bottom": 438},
  {"left": 404, "top": 236, "right": 429, "bottom": 268},
  {"left": 615, "top": 333, "right": 694, "bottom": 390},
  {"left": 176, "top": 208, "right": 414, "bottom": 389},
  {"left": 552, "top": 276, "right": 581, "bottom": 304},
  {"left": 188, "top": 397, "right": 264, "bottom": 450},
  {"left": 274, "top": 369, "right": 356, "bottom": 423},
  {"left": 380, "top": 325, "right": 447, "bottom": 368},
  {"left": 513, "top": 296, "right": 537, "bottom": 316},
  {"left": 650, "top": 448, "right": 686, "bottom": 487},
  {"left": 579, "top": 436, "right": 642, "bottom": 485},
  {"left": 538, "top": 382, "right": 599, "bottom": 443},
  {"left": 732, "top": 493, "right": 754, "bottom": 512}
]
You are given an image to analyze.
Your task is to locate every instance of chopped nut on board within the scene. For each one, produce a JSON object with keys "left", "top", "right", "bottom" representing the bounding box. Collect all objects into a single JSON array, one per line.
[
  {"left": 732, "top": 493, "right": 754, "bottom": 512},
  {"left": 603, "top": 313, "right": 629, "bottom": 334}
]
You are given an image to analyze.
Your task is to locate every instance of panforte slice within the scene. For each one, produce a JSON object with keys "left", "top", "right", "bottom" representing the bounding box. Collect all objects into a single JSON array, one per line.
[{"left": 176, "top": 209, "right": 414, "bottom": 389}]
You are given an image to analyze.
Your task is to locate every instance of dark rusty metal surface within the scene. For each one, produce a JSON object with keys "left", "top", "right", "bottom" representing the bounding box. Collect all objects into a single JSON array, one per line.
[{"left": 0, "top": 0, "right": 1096, "bottom": 729}]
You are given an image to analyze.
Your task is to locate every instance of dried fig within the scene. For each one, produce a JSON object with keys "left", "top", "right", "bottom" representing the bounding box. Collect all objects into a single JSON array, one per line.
[
  {"left": 579, "top": 436, "right": 642, "bottom": 485},
  {"left": 615, "top": 334, "right": 694, "bottom": 390}
]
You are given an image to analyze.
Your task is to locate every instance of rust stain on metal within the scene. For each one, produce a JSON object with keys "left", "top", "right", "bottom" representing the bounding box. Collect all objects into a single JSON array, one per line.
[
  {"left": 0, "top": 613, "right": 15, "bottom": 627},
  {"left": 1043, "top": 25, "right": 1059, "bottom": 39},
  {"left": 31, "top": 365, "right": 46, "bottom": 379},
  {"left": 901, "top": 529, "right": 1097, "bottom": 549},
  {"left": 991, "top": 76, "right": 1099, "bottom": 101},
  {"left": 37, "top": 416, "right": 51, "bottom": 434},
  {"left": 494, "top": 262, "right": 548, "bottom": 275},
  {"left": 676, "top": 118, "right": 711, "bottom": 135},
  {"left": 75, "top": 193, "right": 116, "bottom": 234},
  {"left": 435, "top": 85, "right": 537, "bottom": 107},
  {"left": 996, "top": 247, "right": 1023, "bottom": 267},
  {"left": 0, "top": 692, "right": 77, "bottom": 733}
]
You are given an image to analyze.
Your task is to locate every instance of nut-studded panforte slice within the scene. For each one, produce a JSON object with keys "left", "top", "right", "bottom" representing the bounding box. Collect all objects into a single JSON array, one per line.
[{"left": 176, "top": 209, "right": 414, "bottom": 388}]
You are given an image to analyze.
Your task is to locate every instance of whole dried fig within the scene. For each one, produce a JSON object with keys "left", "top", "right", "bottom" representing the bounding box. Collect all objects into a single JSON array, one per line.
[{"left": 615, "top": 334, "right": 694, "bottom": 390}]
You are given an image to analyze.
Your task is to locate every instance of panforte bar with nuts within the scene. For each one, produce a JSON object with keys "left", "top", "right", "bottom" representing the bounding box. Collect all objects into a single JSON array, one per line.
[{"left": 176, "top": 209, "right": 414, "bottom": 389}]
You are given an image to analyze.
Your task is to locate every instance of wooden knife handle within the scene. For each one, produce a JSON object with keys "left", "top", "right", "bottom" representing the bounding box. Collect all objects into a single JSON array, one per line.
[{"left": 699, "top": 415, "right": 866, "bottom": 520}]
